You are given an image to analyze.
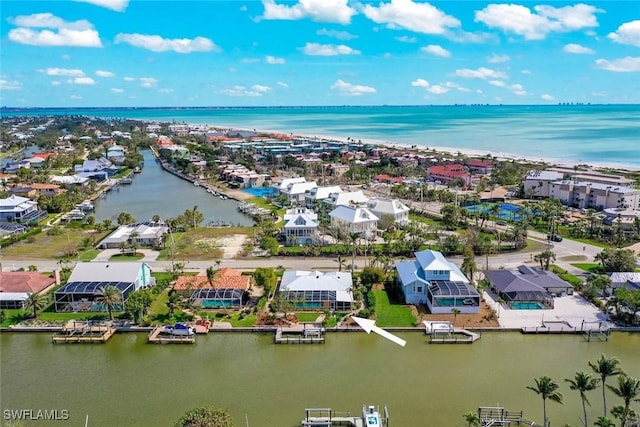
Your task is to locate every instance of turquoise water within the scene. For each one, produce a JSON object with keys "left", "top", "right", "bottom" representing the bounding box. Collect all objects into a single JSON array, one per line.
[
  {"left": 466, "top": 203, "right": 522, "bottom": 221},
  {"left": 3, "top": 105, "right": 639, "bottom": 167},
  {"left": 511, "top": 302, "right": 546, "bottom": 310},
  {"left": 243, "top": 187, "right": 277, "bottom": 197}
]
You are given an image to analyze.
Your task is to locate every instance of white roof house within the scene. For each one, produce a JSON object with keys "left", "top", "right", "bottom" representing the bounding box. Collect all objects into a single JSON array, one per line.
[
  {"left": 50, "top": 175, "right": 89, "bottom": 185},
  {"left": 0, "top": 195, "right": 39, "bottom": 222},
  {"left": 283, "top": 208, "right": 319, "bottom": 246},
  {"left": 281, "top": 181, "right": 318, "bottom": 205},
  {"left": 279, "top": 270, "right": 354, "bottom": 311},
  {"left": 275, "top": 177, "right": 307, "bottom": 192},
  {"left": 99, "top": 222, "right": 170, "bottom": 249},
  {"left": 366, "top": 198, "right": 410, "bottom": 225},
  {"left": 329, "top": 205, "right": 378, "bottom": 234},
  {"left": 324, "top": 190, "right": 369, "bottom": 208},
  {"left": 284, "top": 207, "right": 318, "bottom": 223},
  {"left": 305, "top": 186, "right": 342, "bottom": 207}
]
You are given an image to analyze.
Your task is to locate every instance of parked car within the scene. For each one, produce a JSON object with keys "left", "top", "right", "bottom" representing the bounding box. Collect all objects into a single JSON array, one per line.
[{"left": 547, "top": 234, "right": 563, "bottom": 242}]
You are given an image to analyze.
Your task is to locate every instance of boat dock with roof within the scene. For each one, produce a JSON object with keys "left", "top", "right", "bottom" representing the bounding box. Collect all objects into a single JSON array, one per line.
[
  {"left": 52, "top": 320, "right": 116, "bottom": 344},
  {"left": 423, "top": 321, "right": 480, "bottom": 344}
]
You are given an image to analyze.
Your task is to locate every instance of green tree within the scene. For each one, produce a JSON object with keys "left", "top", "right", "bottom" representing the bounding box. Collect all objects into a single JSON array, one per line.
[
  {"left": 565, "top": 371, "right": 599, "bottom": 427},
  {"left": 595, "top": 248, "right": 637, "bottom": 273},
  {"left": 607, "top": 375, "right": 640, "bottom": 427},
  {"left": 349, "top": 232, "right": 361, "bottom": 272},
  {"left": 461, "top": 245, "right": 477, "bottom": 284},
  {"left": 359, "top": 266, "right": 385, "bottom": 290},
  {"left": 253, "top": 268, "right": 276, "bottom": 297},
  {"left": 586, "top": 274, "right": 612, "bottom": 298},
  {"left": 462, "top": 412, "right": 480, "bottom": 427},
  {"left": 259, "top": 236, "right": 279, "bottom": 256},
  {"left": 117, "top": 211, "right": 136, "bottom": 226},
  {"left": 593, "top": 416, "right": 616, "bottom": 427},
  {"left": 167, "top": 289, "right": 182, "bottom": 317},
  {"left": 95, "top": 285, "right": 123, "bottom": 321},
  {"left": 335, "top": 255, "right": 346, "bottom": 272},
  {"left": 527, "top": 376, "right": 564, "bottom": 427},
  {"left": 24, "top": 292, "right": 48, "bottom": 319},
  {"left": 589, "top": 354, "right": 623, "bottom": 417},
  {"left": 174, "top": 406, "right": 235, "bottom": 427},
  {"left": 451, "top": 307, "right": 461, "bottom": 321},
  {"left": 124, "top": 289, "right": 152, "bottom": 324},
  {"left": 440, "top": 204, "right": 460, "bottom": 230},
  {"left": 206, "top": 266, "right": 216, "bottom": 287}
]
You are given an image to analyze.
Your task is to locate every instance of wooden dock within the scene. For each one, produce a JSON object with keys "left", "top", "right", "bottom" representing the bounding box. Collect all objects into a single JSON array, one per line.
[
  {"left": 275, "top": 323, "right": 325, "bottom": 344},
  {"left": 429, "top": 328, "right": 481, "bottom": 344},
  {"left": 52, "top": 320, "right": 116, "bottom": 344},
  {"left": 148, "top": 327, "right": 195, "bottom": 344},
  {"left": 522, "top": 320, "right": 610, "bottom": 341},
  {"left": 301, "top": 405, "right": 389, "bottom": 427}
]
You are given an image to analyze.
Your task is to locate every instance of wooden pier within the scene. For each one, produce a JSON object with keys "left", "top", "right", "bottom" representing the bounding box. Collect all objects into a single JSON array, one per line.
[
  {"left": 301, "top": 405, "right": 389, "bottom": 427},
  {"left": 423, "top": 321, "right": 480, "bottom": 344},
  {"left": 275, "top": 323, "right": 325, "bottom": 344},
  {"left": 147, "top": 327, "right": 195, "bottom": 344},
  {"left": 478, "top": 406, "right": 542, "bottom": 427},
  {"left": 52, "top": 320, "right": 116, "bottom": 344}
]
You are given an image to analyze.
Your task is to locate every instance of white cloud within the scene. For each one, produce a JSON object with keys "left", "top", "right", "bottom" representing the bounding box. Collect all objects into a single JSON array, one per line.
[
  {"left": 277, "top": 81, "right": 289, "bottom": 88},
  {"left": 8, "top": 13, "right": 102, "bottom": 47},
  {"left": 70, "top": 95, "right": 82, "bottom": 100},
  {"left": 95, "top": 70, "right": 115, "bottom": 77},
  {"left": 301, "top": 42, "right": 360, "bottom": 56},
  {"left": 51, "top": 81, "right": 61, "bottom": 86},
  {"left": 541, "top": 94, "right": 555, "bottom": 101},
  {"left": 40, "top": 67, "right": 85, "bottom": 77},
  {"left": 488, "top": 80, "right": 506, "bottom": 88},
  {"left": 421, "top": 44, "right": 450, "bottom": 58},
  {"left": 265, "top": 55, "right": 285, "bottom": 64},
  {"left": 362, "top": 0, "right": 460, "bottom": 35},
  {"left": 0, "top": 79, "right": 22, "bottom": 90},
  {"left": 454, "top": 67, "right": 508, "bottom": 80},
  {"left": 411, "top": 78, "right": 429, "bottom": 88},
  {"left": 114, "top": 33, "right": 218, "bottom": 53},
  {"left": 608, "top": 20, "right": 640, "bottom": 47},
  {"left": 241, "top": 58, "right": 261, "bottom": 63},
  {"left": 70, "top": 77, "right": 95, "bottom": 85},
  {"left": 252, "top": 84, "right": 272, "bottom": 93},
  {"left": 427, "top": 85, "right": 449, "bottom": 94},
  {"left": 158, "top": 88, "right": 174, "bottom": 94},
  {"left": 489, "top": 80, "right": 527, "bottom": 95},
  {"left": 395, "top": 35, "right": 417, "bottom": 43},
  {"left": 330, "top": 79, "right": 376, "bottom": 96},
  {"left": 261, "top": 0, "right": 356, "bottom": 24},
  {"left": 521, "top": 69, "right": 532, "bottom": 75},
  {"left": 140, "top": 77, "right": 158, "bottom": 87},
  {"left": 317, "top": 28, "right": 357, "bottom": 40},
  {"left": 563, "top": 43, "right": 594, "bottom": 54},
  {"left": 74, "top": 0, "right": 129, "bottom": 12},
  {"left": 221, "top": 85, "right": 264, "bottom": 97},
  {"left": 475, "top": 4, "right": 601, "bottom": 40},
  {"left": 110, "top": 88, "right": 124, "bottom": 93},
  {"left": 123, "top": 76, "right": 135, "bottom": 82},
  {"left": 595, "top": 57, "right": 640, "bottom": 72},
  {"left": 487, "top": 53, "right": 510, "bottom": 63}
]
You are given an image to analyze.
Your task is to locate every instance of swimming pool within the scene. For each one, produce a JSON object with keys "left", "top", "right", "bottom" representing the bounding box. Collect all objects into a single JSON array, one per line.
[
  {"left": 510, "top": 302, "right": 545, "bottom": 310},
  {"left": 243, "top": 187, "right": 277, "bottom": 197},
  {"left": 465, "top": 203, "right": 522, "bottom": 221}
]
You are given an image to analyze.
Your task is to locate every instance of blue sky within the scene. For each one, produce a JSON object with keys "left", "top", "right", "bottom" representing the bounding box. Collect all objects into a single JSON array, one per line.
[{"left": 1, "top": 0, "right": 639, "bottom": 107}]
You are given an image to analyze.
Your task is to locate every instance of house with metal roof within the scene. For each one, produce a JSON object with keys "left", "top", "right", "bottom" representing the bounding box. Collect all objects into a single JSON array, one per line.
[
  {"left": 484, "top": 265, "right": 572, "bottom": 309},
  {"left": 396, "top": 249, "right": 479, "bottom": 313},
  {"left": 608, "top": 272, "right": 640, "bottom": 295},
  {"left": 283, "top": 207, "right": 319, "bottom": 246},
  {"left": 329, "top": 205, "right": 378, "bottom": 235},
  {"left": 281, "top": 181, "right": 318, "bottom": 205},
  {"left": 278, "top": 270, "right": 353, "bottom": 311},
  {"left": 305, "top": 185, "right": 343, "bottom": 208},
  {"left": 0, "top": 195, "right": 47, "bottom": 224},
  {"left": 366, "top": 198, "right": 410, "bottom": 225},
  {"left": 54, "top": 262, "right": 152, "bottom": 312},
  {"left": 323, "top": 190, "right": 369, "bottom": 208}
]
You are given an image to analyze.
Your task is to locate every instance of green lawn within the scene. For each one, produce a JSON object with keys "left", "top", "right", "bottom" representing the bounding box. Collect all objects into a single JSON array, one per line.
[
  {"left": 372, "top": 290, "right": 416, "bottom": 327},
  {"left": 295, "top": 312, "right": 322, "bottom": 323},
  {"left": 0, "top": 227, "right": 111, "bottom": 259},
  {"left": 77, "top": 249, "right": 100, "bottom": 261},
  {"left": 570, "top": 263, "right": 601, "bottom": 273},
  {"left": 408, "top": 213, "right": 441, "bottom": 226},
  {"left": 109, "top": 253, "right": 145, "bottom": 261},
  {"left": 228, "top": 313, "right": 257, "bottom": 327}
]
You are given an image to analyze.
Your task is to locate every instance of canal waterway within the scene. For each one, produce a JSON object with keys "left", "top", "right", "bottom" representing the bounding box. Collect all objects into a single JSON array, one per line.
[
  {"left": 1, "top": 331, "right": 638, "bottom": 426},
  {"left": 93, "top": 150, "right": 253, "bottom": 226}
]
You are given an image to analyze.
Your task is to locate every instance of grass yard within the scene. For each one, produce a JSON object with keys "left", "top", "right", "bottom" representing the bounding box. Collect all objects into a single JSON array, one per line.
[
  {"left": 570, "top": 263, "right": 601, "bottom": 273},
  {"left": 109, "top": 253, "right": 145, "bottom": 261},
  {"left": 295, "top": 312, "right": 322, "bottom": 323},
  {"left": 156, "top": 227, "right": 252, "bottom": 260},
  {"left": 228, "top": 313, "right": 257, "bottom": 327},
  {"left": 408, "top": 213, "right": 441, "bottom": 227},
  {"left": 372, "top": 290, "right": 416, "bottom": 327},
  {"left": 1, "top": 228, "right": 111, "bottom": 260}
]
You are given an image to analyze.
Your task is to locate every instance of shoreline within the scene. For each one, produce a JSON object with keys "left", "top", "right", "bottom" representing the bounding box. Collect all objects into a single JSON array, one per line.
[{"left": 196, "top": 122, "right": 640, "bottom": 172}]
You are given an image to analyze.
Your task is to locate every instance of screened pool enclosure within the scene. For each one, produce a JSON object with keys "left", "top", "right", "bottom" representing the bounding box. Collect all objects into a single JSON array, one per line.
[
  {"left": 54, "top": 281, "right": 131, "bottom": 312},
  {"left": 189, "top": 288, "right": 246, "bottom": 308}
]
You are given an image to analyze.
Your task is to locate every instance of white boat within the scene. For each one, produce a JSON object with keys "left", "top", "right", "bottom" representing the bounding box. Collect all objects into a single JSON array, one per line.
[
  {"left": 161, "top": 323, "right": 195, "bottom": 336},
  {"left": 363, "top": 405, "right": 382, "bottom": 427},
  {"left": 133, "top": 166, "right": 141, "bottom": 173},
  {"left": 193, "top": 182, "right": 200, "bottom": 187}
]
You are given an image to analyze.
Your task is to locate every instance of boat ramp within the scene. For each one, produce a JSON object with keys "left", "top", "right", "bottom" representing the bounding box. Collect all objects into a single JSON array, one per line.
[
  {"left": 423, "top": 321, "right": 480, "bottom": 344},
  {"left": 52, "top": 320, "right": 116, "bottom": 344},
  {"left": 275, "top": 323, "right": 325, "bottom": 344}
]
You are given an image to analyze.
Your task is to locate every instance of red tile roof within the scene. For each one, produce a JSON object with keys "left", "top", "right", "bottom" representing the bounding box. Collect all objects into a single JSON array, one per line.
[
  {"left": 173, "top": 269, "right": 251, "bottom": 291},
  {"left": 428, "top": 164, "right": 469, "bottom": 178},
  {"left": 466, "top": 159, "right": 494, "bottom": 168},
  {"left": 0, "top": 272, "right": 57, "bottom": 294}
]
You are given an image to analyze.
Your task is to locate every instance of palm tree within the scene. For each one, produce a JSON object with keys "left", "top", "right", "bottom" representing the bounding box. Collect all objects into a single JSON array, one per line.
[
  {"left": 95, "top": 285, "right": 123, "bottom": 321},
  {"left": 527, "top": 376, "right": 563, "bottom": 427},
  {"left": 206, "top": 266, "right": 216, "bottom": 287},
  {"left": 589, "top": 354, "right": 623, "bottom": 416},
  {"left": 451, "top": 308, "right": 461, "bottom": 322},
  {"left": 24, "top": 292, "right": 48, "bottom": 319},
  {"left": 594, "top": 416, "right": 616, "bottom": 427},
  {"left": 166, "top": 289, "right": 181, "bottom": 317},
  {"left": 349, "top": 232, "right": 361, "bottom": 272},
  {"left": 565, "top": 371, "right": 599, "bottom": 427},
  {"left": 334, "top": 254, "right": 346, "bottom": 272},
  {"left": 462, "top": 411, "right": 480, "bottom": 427},
  {"left": 607, "top": 375, "right": 640, "bottom": 427}
]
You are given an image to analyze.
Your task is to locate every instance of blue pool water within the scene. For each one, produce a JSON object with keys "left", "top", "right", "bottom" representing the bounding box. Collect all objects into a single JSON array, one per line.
[
  {"left": 511, "top": 302, "right": 545, "bottom": 310},
  {"left": 244, "top": 187, "right": 277, "bottom": 197},
  {"left": 465, "top": 203, "right": 522, "bottom": 221}
]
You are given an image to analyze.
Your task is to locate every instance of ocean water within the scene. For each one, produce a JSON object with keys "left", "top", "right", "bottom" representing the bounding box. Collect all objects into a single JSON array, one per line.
[{"left": 2, "top": 105, "right": 639, "bottom": 168}]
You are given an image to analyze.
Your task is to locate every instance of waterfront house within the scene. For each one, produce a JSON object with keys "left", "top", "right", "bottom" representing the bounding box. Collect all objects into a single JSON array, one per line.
[
  {"left": 278, "top": 270, "right": 354, "bottom": 311},
  {"left": 465, "top": 159, "right": 495, "bottom": 175},
  {"left": 0, "top": 272, "right": 57, "bottom": 309},
  {"left": 607, "top": 272, "right": 640, "bottom": 296},
  {"left": 395, "top": 249, "right": 480, "bottom": 313},
  {"left": 50, "top": 175, "right": 90, "bottom": 186},
  {"left": 173, "top": 268, "right": 251, "bottom": 308},
  {"left": 98, "top": 222, "right": 170, "bottom": 249},
  {"left": 54, "top": 262, "right": 153, "bottom": 312},
  {"left": 283, "top": 207, "right": 319, "bottom": 246},
  {"left": 281, "top": 181, "right": 318, "bottom": 206},
  {"left": 106, "top": 143, "right": 126, "bottom": 163},
  {"left": 549, "top": 181, "right": 640, "bottom": 210},
  {"left": 329, "top": 205, "right": 378, "bottom": 235},
  {"left": 0, "top": 195, "right": 47, "bottom": 224},
  {"left": 274, "top": 177, "right": 307, "bottom": 194},
  {"left": 323, "top": 190, "right": 369, "bottom": 208},
  {"left": 484, "top": 265, "right": 573, "bottom": 309},
  {"left": 366, "top": 198, "right": 410, "bottom": 226}
]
